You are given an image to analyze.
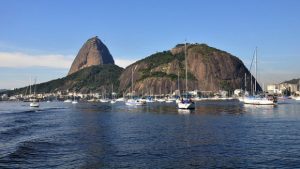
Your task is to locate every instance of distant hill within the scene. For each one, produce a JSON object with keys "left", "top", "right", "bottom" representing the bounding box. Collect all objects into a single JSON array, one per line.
[
  {"left": 7, "top": 64, "right": 123, "bottom": 95},
  {"left": 283, "top": 78, "right": 300, "bottom": 84},
  {"left": 0, "top": 89, "right": 8, "bottom": 93},
  {"left": 119, "top": 43, "right": 261, "bottom": 94}
]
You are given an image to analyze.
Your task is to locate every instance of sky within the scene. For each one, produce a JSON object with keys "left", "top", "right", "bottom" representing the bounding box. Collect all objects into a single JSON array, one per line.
[{"left": 0, "top": 0, "right": 300, "bottom": 89}]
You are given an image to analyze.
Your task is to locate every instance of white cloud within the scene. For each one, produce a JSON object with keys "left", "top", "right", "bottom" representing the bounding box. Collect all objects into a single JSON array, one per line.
[
  {"left": 0, "top": 52, "right": 137, "bottom": 69},
  {"left": 0, "top": 52, "right": 73, "bottom": 68},
  {"left": 115, "top": 58, "right": 136, "bottom": 68}
]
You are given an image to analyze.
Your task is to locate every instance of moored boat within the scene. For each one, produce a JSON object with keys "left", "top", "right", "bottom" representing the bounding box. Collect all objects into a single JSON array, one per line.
[
  {"left": 125, "top": 99, "right": 146, "bottom": 106},
  {"left": 242, "top": 96, "right": 276, "bottom": 105},
  {"left": 64, "top": 99, "right": 72, "bottom": 103},
  {"left": 30, "top": 99, "right": 40, "bottom": 107},
  {"left": 176, "top": 41, "right": 196, "bottom": 109},
  {"left": 178, "top": 99, "right": 195, "bottom": 109}
]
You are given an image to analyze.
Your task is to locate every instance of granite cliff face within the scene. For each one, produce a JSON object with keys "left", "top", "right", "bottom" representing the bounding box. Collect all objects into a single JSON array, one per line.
[
  {"left": 68, "top": 36, "right": 115, "bottom": 75},
  {"left": 119, "top": 43, "right": 261, "bottom": 95}
]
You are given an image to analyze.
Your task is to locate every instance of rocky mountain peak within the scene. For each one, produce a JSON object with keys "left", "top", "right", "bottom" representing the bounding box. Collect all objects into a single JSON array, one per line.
[{"left": 68, "top": 36, "right": 115, "bottom": 75}]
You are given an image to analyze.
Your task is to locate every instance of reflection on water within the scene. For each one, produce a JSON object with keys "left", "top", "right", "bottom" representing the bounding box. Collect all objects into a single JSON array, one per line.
[{"left": 1, "top": 100, "right": 300, "bottom": 168}]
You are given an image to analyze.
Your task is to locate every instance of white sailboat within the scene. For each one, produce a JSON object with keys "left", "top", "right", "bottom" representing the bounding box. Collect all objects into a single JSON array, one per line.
[
  {"left": 126, "top": 66, "right": 146, "bottom": 106},
  {"left": 175, "top": 71, "right": 182, "bottom": 104},
  {"left": 243, "top": 96, "right": 276, "bottom": 105},
  {"left": 157, "top": 86, "right": 165, "bottom": 102},
  {"left": 64, "top": 99, "right": 72, "bottom": 103},
  {"left": 111, "top": 84, "right": 116, "bottom": 104},
  {"left": 29, "top": 77, "right": 39, "bottom": 107},
  {"left": 116, "top": 97, "right": 125, "bottom": 102},
  {"left": 146, "top": 88, "right": 155, "bottom": 102},
  {"left": 30, "top": 99, "right": 39, "bottom": 107},
  {"left": 292, "top": 96, "right": 300, "bottom": 101},
  {"left": 177, "top": 42, "right": 195, "bottom": 109},
  {"left": 165, "top": 99, "right": 174, "bottom": 103},
  {"left": 100, "top": 89, "right": 110, "bottom": 103},
  {"left": 242, "top": 48, "right": 276, "bottom": 105},
  {"left": 72, "top": 94, "right": 78, "bottom": 104},
  {"left": 166, "top": 86, "right": 175, "bottom": 103}
]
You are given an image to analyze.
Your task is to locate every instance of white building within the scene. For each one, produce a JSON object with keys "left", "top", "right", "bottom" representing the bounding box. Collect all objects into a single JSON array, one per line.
[
  {"left": 267, "top": 83, "right": 298, "bottom": 94},
  {"left": 267, "top": 84, "right": 281, "bottom": 94}
]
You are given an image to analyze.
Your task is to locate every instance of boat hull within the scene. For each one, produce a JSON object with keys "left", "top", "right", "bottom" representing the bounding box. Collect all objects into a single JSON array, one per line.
[
  {"left": 64, "top": 99, "right": 72, "bottom": 103},
  {"left": 30, "top": 102, "right": 40, "bottom": 107},
  {"left": 125, "top": 99, "right": 146, "bottom": 106},
  {"left": 242, "top": 97, "right": 276, "bottom": 105},
  {"left": 177, "top": 102, "right": 195, "bottom": 109},
  {"left": 292, "top": 96, "right": 300, "bottom": 101}
]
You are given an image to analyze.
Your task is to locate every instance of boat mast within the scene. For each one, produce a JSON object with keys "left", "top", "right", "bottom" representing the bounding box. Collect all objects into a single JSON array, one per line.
[
  {"left": 185, "top": 40, "right": 188, "bottom": 95},
  {"left": 244, "top": 73, "right": 247, "bottom": 92},
  {"left": 33, "top": 77, "right": 37, "bottom": 96},
  {"left": 255, "top": 47, "right": 257, "bottom": 94},
  {"left": 29, "top": 76, "right": 32, "bottom": 96},
  {"left": 131, "top": 67, "right": 134, "bottom": 98},
  {"left": 112, "top": 84, "right": 114, "bottom": 99},
  {"left": 131, "top": 66, "right": 137, "bottom": 98},
  {"left": 177, "top": 71, "right": 180, "bottom": 97}
]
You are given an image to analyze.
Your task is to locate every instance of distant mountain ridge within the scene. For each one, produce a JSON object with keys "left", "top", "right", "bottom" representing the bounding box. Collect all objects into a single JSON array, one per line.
[
  {"left": 283, "top": 78, "right": 300, "bottom": 84},
  {"left": 0, "top": 89, "right": 8, "bottom": 93}
]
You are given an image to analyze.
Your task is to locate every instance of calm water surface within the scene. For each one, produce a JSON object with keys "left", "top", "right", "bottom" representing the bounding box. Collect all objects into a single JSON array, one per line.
[{"left": 1, "top": 100, "right": 300, "bottom": 168}]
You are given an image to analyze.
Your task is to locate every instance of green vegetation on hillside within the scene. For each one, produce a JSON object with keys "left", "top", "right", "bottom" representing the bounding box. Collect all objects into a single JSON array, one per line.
[
  {"left": 8, "top": 64, "right": 124, "bottom": 95},
  {"left": 219, "top": 80, "right": 234, "bottom": 91},
  {"left": 137, "top": 51, "right": 185, "bottom": 70},
  {"left": 284, "top": 78, "right": 300, "bottom": 84},
  {"left": 134, "top": 50, "right": 197, "bottom": 82}
]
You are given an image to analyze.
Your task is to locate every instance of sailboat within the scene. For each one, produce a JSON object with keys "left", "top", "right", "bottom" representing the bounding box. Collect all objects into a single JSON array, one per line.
[
  {"left": 146, "top": 88, "right": 155, "bottom": 102},
  {"left": 292, "top": 96, "right": 300, "bottom": 101},
  {"left": 126, "top": 66, "right": 146, "bottom": 106},
  {"left": 177, "top": 42, "right": 195, "bottom": 109},
  {"left": 64, "top": 99, "right": 72, "bottom": 103},
  {"left": 242, "top": 48, "right": 276, "bottom": 105},
  {"left": 166, "top": 86, "right": 175, "bottom": 103},
  {"left": 110, "top": 84, "right": 116, "bottom": 104},
  {"left": 100, "top": 89, "right": 109, "bottom": 102},
  {"left": 175, "top": 71, "right": 182, "bottom": 104},
  {"left": 72, "top": 94, "right": 78, "bottom": 104},
  {"left": 30, "top": 77, "right": 40, "bottom": 107},
  {"left": 157, "top": 86, "right": 165, "bottom": 102}
]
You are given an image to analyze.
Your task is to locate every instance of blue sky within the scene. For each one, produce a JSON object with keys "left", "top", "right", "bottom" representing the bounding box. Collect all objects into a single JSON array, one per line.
[{"left": 1, "top": 0, "right": 300, "bottom": 89}]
